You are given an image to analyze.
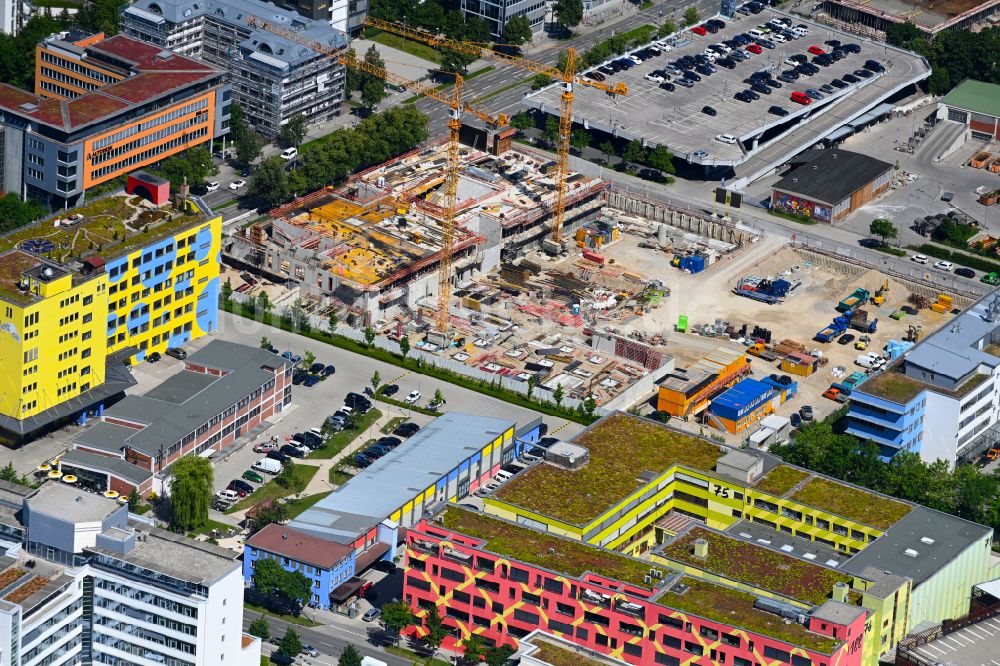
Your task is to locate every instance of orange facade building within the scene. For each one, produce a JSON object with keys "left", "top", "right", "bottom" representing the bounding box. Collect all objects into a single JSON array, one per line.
[{"left": 0, "top": 30, "right": 229, "bottom": 207}]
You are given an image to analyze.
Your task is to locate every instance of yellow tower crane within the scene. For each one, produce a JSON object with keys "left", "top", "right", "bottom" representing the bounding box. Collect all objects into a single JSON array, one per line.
[
  {"left": 364, "top": 18, "right": 628, "bottom": 253},
  {"left": 246, "top": 16, "right": 508, "bottom": 334}
]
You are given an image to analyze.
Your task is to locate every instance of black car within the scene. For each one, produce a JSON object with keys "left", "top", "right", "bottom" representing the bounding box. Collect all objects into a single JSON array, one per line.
[
  {"left": 682, "top": 70, "right": 701, "bottom": 82},
  {"left": 830, "top": 78, "right": 848, "bottom": 89},
  {"left": 813, "top": 54, "right": 833, "bottom": 66},
  {"left": 145, "top": 351, "right": 161, "bottom": 363},
  {"left": 309, "top": 362, "right": 325, "bottom": 374},
  {"left": 345, "top": 393, "right": 371, "bottom": 411},
  {"left": 393, "top": 422, "right": 420, "bottom": 437},
  {"left": 707, "top": 18, "right": 726, "bottom": 28},
  {"left": 843, "top": 43, "right": 861, "bottom": 53},
  {"left": 598, "top": 64, "right": 616, "bottom": 75},
  {"left": 788, "top": 54, "right": 807, "bottom": 64},
  {"left": 735, "top": 91, "right": 753, "bottom": 103},
  {"left": 228, "top": 479, "right": 254, "bottom": 495},
  {"left": 292, "top": 372, "right": 308, "bottom": 385},
  {"left": 837, "top": 333, "right": 856, "bottom": 345},
  {"left": 322, "top": 364, "right": 336, "bottom": 376},
  {"left": 659, "top": 81, "right": 676, "bottom": 91},
  {"left": 375, "top": 436, "right": 403, "bottom": 449},
  {"left": 800, "top": 405, "right": 814, "bottom": 421},
  {"left": 267, "top": 450, "right": 290, "bottom": 464},
  {"left": 538, "top": 436, "right": 559, "bottom": 448},
  {"left": 165, "top": 347, "right": 187, "bottom": 360},
  {"left": 842, "top": 73, "right": 860, "bottom": 83},
  {"left": 748, "top": 1, "right": 764, "bottom": 12},
  {"left": 702, "top": 105, "right": 718, "bottom": 116},
  {"left": 381, "top": 384, "right": 400, "bottom": 397},
  {"left": 829, "top": 49, "right": 846, "bottom": 61},
  {"left": 864, "top": 59, "right": 885, "bottom": 72},
  {"left": 280, "top": 444, "right": 306, "bottom": 459},
  {"left": 769, "top": 105, "right": 789, "bottom": 116},
  {"left": 820, "top": 83, "right": 835, "bottom": 94},
  {"left": 716, "top": 58, "right": 736, "bottom": 69},
  {"left": 354, "top": 453, "right": 373, "bottom": 468},
  {"left": 302, "top": 432, "right": 323, "bottom": 448},
  {"left": 854, "top": 68, "right": 873, "bottom": 79},
  {"left": 744, "top": 88, "right": 760, "bottom": 100},
  {"left": 704, "top": 23, "right": 718, "bottom": 33},
  {"left": 373, "top": 559, "right": 398, "bottom": 574},
  {"left": 696, "top": 64, "right": 714, "bottom": 76},
  {"left": 778, "top": 72, "right": 798, "bottom": 83},
  {"left": 756, "top": 39, "right": 775, "bottom": 49},
  {"left": 751, "top": 82, "right": 772, "bottom": 95},
  {"left": 825, "top": 39, "right": 841, "bottom": 48},
  {"left": 955, "top": 267, "right": 976, "bottom": 278}
]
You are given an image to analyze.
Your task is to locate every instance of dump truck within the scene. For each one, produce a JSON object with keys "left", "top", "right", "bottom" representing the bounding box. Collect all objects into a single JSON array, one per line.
[
  {"left": 849, "top": 309, "right": 878, "bottom": 333},
  {"left": 982, "top": 272, "right": 1000, "bottom": 286},
  {"left": 831, "top": 371, "right": 867, "bottom": 395},
  {"left": 732, "top": 277, "right": 789, "bottom": 304},
  {"left": 748, "top": 343, "right": 780, "bottom": 361},
  {"left": 815, "top": 313, "right": 851, "bottom": 342},
  {"left": 837, "top": 288, "right": 871, "bottom": 313}
]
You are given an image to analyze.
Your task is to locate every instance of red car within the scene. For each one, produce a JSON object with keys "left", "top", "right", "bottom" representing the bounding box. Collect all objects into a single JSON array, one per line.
[
  {"left": 746, "top": 43, "right": 763, "bottom": 54},
  {"left": 691, "top": 25, "right": 707, "bottom": 35},
  {"left": 807, "top": 45, "right": 826, "bottom": 55}
]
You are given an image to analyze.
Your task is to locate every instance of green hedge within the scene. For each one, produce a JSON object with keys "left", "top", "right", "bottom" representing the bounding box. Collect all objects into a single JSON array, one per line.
[
  {"left": 874, "top": 245, "right": 906, "bottom": 257},
  {"left": 910, "top": 244, "right": 1000, "bottom": 274},
  {"left": 221, "top": 300, "right": 593, "bottom": 425}
]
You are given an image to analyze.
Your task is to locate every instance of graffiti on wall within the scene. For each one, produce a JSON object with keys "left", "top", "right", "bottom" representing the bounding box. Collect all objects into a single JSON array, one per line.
[{"left": 773, "top": 191, "right": 832, "bottom": 222}]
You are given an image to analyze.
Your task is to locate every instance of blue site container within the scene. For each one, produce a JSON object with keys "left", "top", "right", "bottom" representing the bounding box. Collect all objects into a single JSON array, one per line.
[{"left": 688, "top": 255, "right": 706, "bottom": 274}]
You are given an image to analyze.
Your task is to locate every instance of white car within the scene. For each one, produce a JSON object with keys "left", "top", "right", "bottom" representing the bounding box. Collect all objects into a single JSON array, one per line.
[
  {"left": 911, "top": 254, "right": 929, "bottom": 264},
  {"left": 281, "top": 147, "right": 298, "bottom": 161},
  {"left": 771, "top": 33, "right": 786, "bottom": 42},
  {"left": 405, "top": 390, "right": 421, "bottom": 404},
  {"left": 229, "top": 179, "right": 247, "bottom": 190},
  {"left": 644, "top": 72, "right": 665, "bottom": 83},
  {"left": 714, "top": 43, "right": 732, "bottom": 53},
  {"left": 715, "top": 134, "right": 738, "bottom": 144},
  {"left": 933, "top": 260, "right": 953, "bottom": 272},
  {"left": 785, "top": 57, "right": 801, "bottom": 65},
  {"left": 205, "top": 181, "right": 219, "bottom": 192}
]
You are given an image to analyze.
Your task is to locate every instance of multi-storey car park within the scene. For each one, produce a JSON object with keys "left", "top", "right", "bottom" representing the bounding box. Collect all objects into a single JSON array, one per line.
[
  {"left": 120, "top": 0, "right": 348, "bottom": 138},
  {"left": 0, "top": 191, "right": 220, "bottom": 445},
  {"left": 401, "top": 413, "right": 994, "bottom": 666},
  {"left": 223, "top": 138, "right": 608, "bottom": 323},
  {"left": 846, "top": 287, "right": 1000, "bottom": 466},
  {"left": 523, "top": 8, "right": 929, "bottom": 185},
  {"left": 0, "top": 481, "right": 259, "bottom": 665},
  {"left": 0, "top": 30, "right": 229, "bottom": 208}
]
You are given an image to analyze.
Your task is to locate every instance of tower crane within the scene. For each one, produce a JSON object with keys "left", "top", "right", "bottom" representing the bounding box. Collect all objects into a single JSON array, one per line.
[
  {"left": 364, "top": 18, "right": 628, "bottom": 252},
  {"left": 246, "top": 16, "right": 508, "bottom": 334}
]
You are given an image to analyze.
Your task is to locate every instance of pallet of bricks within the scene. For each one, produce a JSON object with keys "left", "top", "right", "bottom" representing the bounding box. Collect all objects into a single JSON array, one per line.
[{"left": 772, "top": 338, "right": 806, "bottom": 359}]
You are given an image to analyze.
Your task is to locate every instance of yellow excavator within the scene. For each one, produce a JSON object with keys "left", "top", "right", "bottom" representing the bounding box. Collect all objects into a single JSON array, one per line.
[{"left": 871, "top": 280, "right": 889, "bottom": 306}]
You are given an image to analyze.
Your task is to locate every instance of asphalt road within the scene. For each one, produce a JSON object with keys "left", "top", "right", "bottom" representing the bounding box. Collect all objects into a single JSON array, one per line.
[{"left": 243, "top": 613, "right": 412, "bottom": 666}]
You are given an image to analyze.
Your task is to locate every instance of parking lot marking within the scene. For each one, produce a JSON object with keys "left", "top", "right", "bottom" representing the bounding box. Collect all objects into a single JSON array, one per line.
[
  {"left": 921, "top": 644, "right": 947, "bottom": 657},
  {"left": 936, "top": 638, "right": 957, "bottom": 652},
  {"left": 992, "top": 659, "right": 1000, "bottom": 665},
  {"left": 963, "top": 627, "right": 986, "bottom": 640},
  {"left": 973, "top": 623, "right": 994, "bottom": 636},
  {"left": 387, "top": 370, "right": 412, "bottom": 385},
  {"left": 918, "top": 647, "right": 942, "bottom": 659}
]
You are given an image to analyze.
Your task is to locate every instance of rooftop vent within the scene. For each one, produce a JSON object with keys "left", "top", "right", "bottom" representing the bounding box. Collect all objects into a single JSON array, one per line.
[
  {"left": 920, "top": 537, "right": 935, "bottom": 545},
  {"left": 155, "top": 49, "right": 173, "bottom": 60},
  {"left": 19, "top": 103, "right": 38, "bottom": 113},
  {"left": 904, "top": 548, "right": 919, "bottom": 558}
]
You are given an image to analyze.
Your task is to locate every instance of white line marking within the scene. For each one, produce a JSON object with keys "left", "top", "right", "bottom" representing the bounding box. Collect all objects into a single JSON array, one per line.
[{"left": 964, "top": 627, "right": 985, "bottom": 640}]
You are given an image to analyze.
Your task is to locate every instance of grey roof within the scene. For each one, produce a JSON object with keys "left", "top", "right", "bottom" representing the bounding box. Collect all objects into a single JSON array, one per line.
[
  {"left": 126, "top": 0, "right": 347, "bottom": 67},
  {"left": 74, "top": 422, "right": 138, "bottom": 453},
  {"left": 89, "top": 525, "right": 239, "bottom": 585},
  {"left": 25, "top": 483, "right": 122, "bottom": 523},
  {"left": 89, "top": 340, "right": 289, "bottom": 458},
  {"left": 811, "top": 600, "right": 867, "bottom": 625},
  {"left": 0, "top": 480, "right": 34, "bottom": 509},
  {"left": 841, "top": 506, "right": 991, "bottom": 586},
  {"left": 857, "top": 566, "right": 910, "bottom": 599},
  {"left": 717, "top": 450, "right": 759, "bottom": 473},
  {"left": 903, "top": 291, "right": 1000, "bottom": 380},
  {"left": 772, "top": 149, "right": 892, "bottom": 205},
  {"left": 59, "top": 449, "right": 152, "bottom": 486},
  {"left": 291, "top": 413, "right": 514, "bottom": 543}
]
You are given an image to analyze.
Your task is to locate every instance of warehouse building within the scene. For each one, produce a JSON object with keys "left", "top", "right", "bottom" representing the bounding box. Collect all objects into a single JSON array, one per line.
[
  {"left": 656, "top": 346, "right": 750, "bottom": 418},
  {"left": 0, "top": 30, "right": 229, "bottom": 207},
  {"left": 121, "top": 0, "right": 347, "bottom": 138},
  {"left": 770, "top": 149, "right": 893, "bottom": 223},
  {"left": 938, "top": 79, "right": 1000, "bottom": 141}
]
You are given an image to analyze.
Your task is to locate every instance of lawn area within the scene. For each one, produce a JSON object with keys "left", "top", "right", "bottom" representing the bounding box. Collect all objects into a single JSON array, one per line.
[
  {"left": 191, "top": 517, "right": 239, "bottom": 537},
  {"left": 440, "top": 507, "right": 651, "bottom": 587},
  {"left": 244, "top": 603, "right": 321, "bottom": 628},
  {"left": 859, "top": 366, "right": 925, "bottom": 404},
  {"left": 283, "top": 491, "right": 332, "bottom": 520},
  {"left": 494, "top": 414, "right": 720, "bottom": 524},
  {"left": 381, "top": 416, "right": 408, "bottom": 434},
  {"left": 663, "top": 579, "right": 839, "bottom": 653},
  {"left": 755, "top": 465, "right": 811, "bottom": 497},
  {"left": 225, "top": 464, "right": 318, "bottom": 513},
  {"left": 308, "top": 408, "right": 382, "bottom": 459},
  {"left": 367, "top": 29, "right": 442, "bottom": 64},
  {"left": 384, "top": 645, "right": 451, "bottom": 665},
  {"left": 532, "top": 640, "right": 608, "bottom": 666},
  {"left": 659, "top": 527, "right": 852, "bottom": 606},
  {"left": 329, "top": 467, "right": 354, "bottom": 486},
  {"left": 791, "top": 476, "right": 912, "bottom": 530}
]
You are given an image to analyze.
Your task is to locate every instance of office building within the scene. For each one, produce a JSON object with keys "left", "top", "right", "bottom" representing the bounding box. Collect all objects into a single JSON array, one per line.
[
  {"left": 62, "top": 340, "right": 293, "bottom": 495},
  {"left": 402, "top": 413, "right": 994, "bottom": 664},
  {"left": 0, "top": 192, "right": 220, "bottom": 445},
  {"left": 0, "top": 30, "right": 229, "bottom": 207},
  {"left": 121, "top": 0, "right": 347, "bottom": 137},
  {"left": 0, "top": 481, "right": 259, "bottom": 665},
  {"left": 460, "top": 0, "right": 545, "bottom": 40},
  {"left": 846, "top": 288, "right": 1000, "bottom": 465}
]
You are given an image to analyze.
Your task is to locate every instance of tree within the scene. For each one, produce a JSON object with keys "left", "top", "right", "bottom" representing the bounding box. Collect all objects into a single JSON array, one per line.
[
  {"left": 646, "top": 145, "right": 675, "bottom": 176},
  {"left": 510, "top": 111, "right": 534, "bottom": 132},
  {"left": 582, "top": 393, "right": 597, "bottom": 420},
  {"left": 570, "top": 129, "right": 590, "bottom": 154},
  {"left": 338, "top": 644, "right": 363, "bottom": 666},
  {"left": 371, "top": 371, "right": 382, "bottom": 393},
  {"left": 278, "top": 113, "right": 309, "bottom": 147},
  {"left": 249, "top": 502, "right": 288, "bottom": 534},
  {"left": 0, "top": 194, "right": 45, "bottom": 233},
  {"left": 433, "top": 388, "right": 445, "bottom": 406},
  {"left": 361, "top": 79, "right": 387, "bottom": 111},
  {"left": 252, "top": 558, "right": 312, "bottom": 606},
  {"left": 256, "top": 291, "right": 272, "bottom": 317},
  {"left": 157, "top": 146, "right": 218, "bottom": 190},
  {"left": 302, "top": 350, "right": 316, "bottom": 368},
  {"left": 399, "top": 335, "right": 411, "bottom": 359},
  {"left": 682, "top": 6, "right": 699, "bottom": 26},
  {"left": 934, "top": 219, "right": 979, "bottom": 246},
  {"left": 260, "top": 336, "right": 271, "bottom": 350},
  {"left": 552, "top": 383, "right": 565, "bottom": 407},
  {"left": 553, "top": 0, "right": 584, "bottom": 30},
  {"left": 250, "top": 156, "right": 291, "bottom": 208},
  {"left": 542, "top": 115, "right": 560, "bottom": 147},
  {"left": 886, "top": 21, "right": 922, "bottom": 46},
  {"left": 169, "top": 456, "right": 213, "bottom": 532},
  {"left": 381, "top": 601, "right": 413, "bottom": 646},
  {"left": 869, "top": 218, "right": 898, "bottom": 246},
  {"left": 526, "top": 374, "right": 537, "bottom": 398},
  {"left": 461, "top": 634, "right": 485, "bottom": 663},
  {"left": 440, "top": 48, "right": 476, "bottom": 74},
  {"left": 364, "top": 325, "right": 376, "bottom": 347},
  {"left": 235, "top": 129, "right": 263, "bottom": 166},
  {"left": 248, "top": 616, "right": 271, "bottom": 640},
  {"left": 423, "top": 605, "right": 447, "bottom": 656},
  {"left": 0, "top": 462, "right": 17, "bottom": 483},
  {"left": 328, "top": 309, "right": 339, "bottom": 332},
  {"left": 277, "top": 628, "right": 302, "bottom": 658},
  {"left": 484, "top": 645, "right": 516, "bottom": 666},
  {"left": 502, "top": 15, "right": 533, "bottom": 46},
  {"left": 127, "top": 489, "right": 141, "bottom": 511},
  {"left": 599, "top": 140, "right": 617, "bottom": 163},
  {"left": 658, "top": 20, "right": 677, "bottom": 38},
  {"left": 623, "top": 139, "right": 647, "bottom": 167},
  {"left": 221, "top": 277, "right": 233, "bottom": 303}
]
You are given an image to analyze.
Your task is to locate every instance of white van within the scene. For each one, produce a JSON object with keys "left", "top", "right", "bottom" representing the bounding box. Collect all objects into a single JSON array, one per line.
[
  {"left": 281, "top": 147, "right": 298, "bottom": 161},
  {"left": 253, "top": 458, "right": 282, "bottom": 475},
  {"left": 748, "top": 28, "right": 766, "bottom": 39},
  {"left": 855, "top": 354, "right": 886, "bottom": 370},
  {"left": 494, "top": 470, "right": 514, "bottom": 483}
]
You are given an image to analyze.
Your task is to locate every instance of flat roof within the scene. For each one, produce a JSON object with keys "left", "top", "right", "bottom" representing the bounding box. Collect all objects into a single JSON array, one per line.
[
  {"left": 772, "top": 149, "right": 892, "bottom": 206},
  {"left": 59, "top": 449, "right": 152, "bottom": 486},
  {"left": 827, "top": 0, "right": 996, "bottom": 30},
  {"left": 246, "top": 523, "right": 353, "bottom": 569},
  {"left": 25, "top": 483, "right": 122, "bottom": 524},
  {"left": 790, "top": 476, "right": 912, "bottom": 530},
  {"left": 940, "top": 80, "right": 1000, "bottom": 118},
  {"left": 290, "top": 413, "right": 514, "bottom": 543},
  {"left": 711, "top": 378, "right": 774, "bottom": 412},
  {"left": 89, "top": 525, "right": 239, "bottom": 585},
  {"left": 841, "top": 506, "right": 991, "bottom": 586}
]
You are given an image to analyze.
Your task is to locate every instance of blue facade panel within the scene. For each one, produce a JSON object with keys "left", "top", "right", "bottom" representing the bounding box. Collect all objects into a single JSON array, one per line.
[
  {"left": 846, "top": 387, "right": 926, "bottom": 459},
  {"left": 242, "top": 547, "right": 356, "bottom": 610}
]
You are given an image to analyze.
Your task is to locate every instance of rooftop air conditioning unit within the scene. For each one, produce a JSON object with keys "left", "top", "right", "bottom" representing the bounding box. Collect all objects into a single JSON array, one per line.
[{"left": 904, "top": 548, "right": 919, "bottom": 558}]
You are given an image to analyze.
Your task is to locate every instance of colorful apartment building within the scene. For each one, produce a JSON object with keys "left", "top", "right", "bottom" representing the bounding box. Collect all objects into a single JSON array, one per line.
[
  {"left": 400, "top": 414, "right": 995, "bottom": 665},
  {"left": 0, "top": 192, "right": 221, "bottom": 444},
  {"left": 0, "top": 29, "right": 229, "bottom": 207}
]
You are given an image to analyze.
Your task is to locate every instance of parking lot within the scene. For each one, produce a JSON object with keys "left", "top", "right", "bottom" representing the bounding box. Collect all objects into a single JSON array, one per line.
[
  {"left": 528, "top": 5, "right": 920, "bottom": 164},
  {"left": 913, "top": 616, "right": 1000, "bottom": 666}
]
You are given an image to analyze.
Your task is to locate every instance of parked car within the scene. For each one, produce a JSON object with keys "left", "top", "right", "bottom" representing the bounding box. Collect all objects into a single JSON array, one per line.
[
  {"left": 837, "top": 333, "right": 855, "bottom": 345},
  {"left": 769, "top": 105, "right": 789, "bottom": 116},
  {"left": 302, "top": 375, "right": 321, "bottom": 387},
  {"left": 911, "top": 254, "right": 929, "bottom": 264},
  {"left": 854, "top": 68, "right": 873, "bottom": 79},
  {"left": 242, "top": 470, "right": 264, "bottom": 484},
  {"left": 800, "top": 405, "right": 814, "bottom": 421},
  {"left": 164, "top": 347, "right": 187, "bottom": 360},
  {"left": 807, "top": 45, "right": 826, "bottom": 55},
  {"left": 321, "top": 364, "right": 336, "bottom": 376},
  {"left": 280, "top": 444, "right": 306, "bottom": 459},
  {"left": 354, "top": 453, "right": 373, "bottom": 468},
  {"left": 205, "top": 181, "right": 220, "bottom": 193},
  {"left": 267, "top": 450, "right": 290, "bottom": 464},
  {"left": 253, "top": 458, "right": 282, "bottom": 475},
  {"left": 227, "top": 479, "right": 254, "bottom": 497},
  {"left": 702, "top": 106, "right": 718, "bottom": 116},
  {"left": 956, "top": 267, "right": 976, "bottom": 278},
  {"left": 301, "top": 645, "right": 319, "bottom": 658},
  {"left": 281, "top": 147, "right": 298, "bottom": 161},
  {"left": 393, "top": 422, "right": 420, "bottom": 437},
  {"left": 842, "top": 73, "right": 860, "bottom": 83},
  {"left": 229, "top": 179, "right": 247, "bottom": 190},
  {"left": 405, "top": 390, "right": 421, "bottom": 404},
  {"left": 363, "top": 608, "right": 382, "bottom": 622},
  {"left": 381, "top": 384, "right": 400, "bottom": 396},
  {"left": 933, "top": 260, "right": 954, "bottom": 272},
  {"left": 830, "top": 78, "right": 848, "bottom": 89},
  {"left": 253, "top": 441, "right": 279, "bottom": 453},
  {"left": 715, "top": 133, "right": 738, "bottom": 144}
]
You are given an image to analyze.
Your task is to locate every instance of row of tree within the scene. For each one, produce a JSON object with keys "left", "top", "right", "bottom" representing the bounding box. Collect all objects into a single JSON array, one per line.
[
  {"left": 887, "top": 23, "right": 1000, "bottom": 95},
  {"left": 772, "top": 416, "right": 1000, "bottom": 530}
]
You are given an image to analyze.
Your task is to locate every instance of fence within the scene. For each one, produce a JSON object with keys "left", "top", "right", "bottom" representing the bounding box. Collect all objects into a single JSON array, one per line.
[{"left": 896, "top": 597, "right": 1000, "bottom": 666}]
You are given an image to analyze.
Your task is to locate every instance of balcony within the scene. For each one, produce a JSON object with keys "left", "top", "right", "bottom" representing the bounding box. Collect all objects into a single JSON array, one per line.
[
  {"left": 410, "top": 539, "right": 439, "bottom": 556},
  {"left": 847, "top": 403, "right": 907, "bottom": 429},
  {"left": 844, "top": 419, "right": 905, "bottom": 448},
  {"left": 615, "top": 600, "right": 645, "bottom": 618},
  {"left": 442, "top": 547, "right": 473, "bottom": 565},
  {"left": 580, "top": 588, "right": 612, "bottom": 608}
]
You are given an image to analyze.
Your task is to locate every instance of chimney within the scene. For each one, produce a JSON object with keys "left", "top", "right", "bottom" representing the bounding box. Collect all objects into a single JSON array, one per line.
[
  {"left": 833, "top": 581, "right": 849, "bottom": 602},
  {"left": 693, "top": 538, "right": 708, "bottom": 559}
]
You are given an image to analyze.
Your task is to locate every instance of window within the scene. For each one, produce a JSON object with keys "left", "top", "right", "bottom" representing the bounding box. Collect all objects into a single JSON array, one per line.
[
  {"left": 513, "top": 609, "right": 539, "bottom": 624},
  {"left": 684, "top": 642, "right": 703, "bottom": 656},
  {"left": 548, "top": 619, "right": 573, "bottom": 634},
  {"left": 733, "top": 658, "right": 752, "bottom": 666},
  {"left": 764, "top": 647, "right": 791, "bottom": 663},
  {"left": 522, "top": 592, "right": 541, "bottom": 606},
  {"left": 509, "top": 567, "right": 529, "bottom": 583},
  {"left": 555, "top": 602, "right": 575, "bottom": 616},
  {"left": 623, "top": 643, "right": 642, "bottom": 657},
  {"left": 700, "top": 627, "right": 719, "bottom": 640},
  {"left": 792, "top": 656, "right": 812, "bottom": 666},
  {"left": 662, "top": 634, "right": 681, "bottom": 649},
  {"left": 722, "top": 633, "right": 740, "bottom": 648},
  {"left": 656, "top": 654, "right": 680, "bottom": 666}
]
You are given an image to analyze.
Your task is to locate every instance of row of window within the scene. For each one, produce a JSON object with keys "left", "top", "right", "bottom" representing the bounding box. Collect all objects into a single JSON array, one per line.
[
  {"left": 40, "top": 50, "right": 119, "bottom": 84},
  {"left": 90, "top": 127, "right": 208, "bottom": 180},
  {"left": 92, "top": 115, "right": 208, "bottom": 166},
  {"left": 93, "top": 98, "right": 209, "bottom": 149}
]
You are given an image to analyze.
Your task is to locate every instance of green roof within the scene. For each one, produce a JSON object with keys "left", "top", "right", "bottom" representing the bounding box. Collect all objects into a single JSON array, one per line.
[
  {"left": 530, "top": 639, "right": 610, "bottom": 666},
  {"left": 494, "top": 414, "right": 722, "bottom": 525},
  {"left": 755, "top": 465, "right": 810, "bottom": 497},
  {"left": 439, "top": 508, "right": 653, "bottom": 588},
  {"left": 659, "top": 527, "right": 853, "bottom": 606},
  {"left": 941, "top": 80, "right": 1000, "bottom": 118},
  {"left": 662, "top": 578, "right": 840, "bottom": 653},
  {"left": 857, "top": 367, "right": 925, "bottom": 404},
  {"left": 791, "top": 477, "right": 911, "bottom": 530}
]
